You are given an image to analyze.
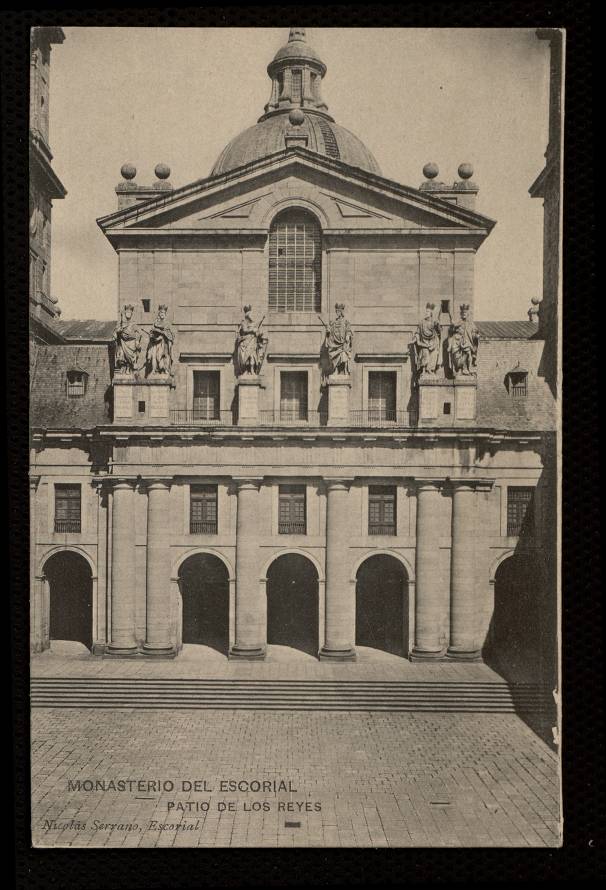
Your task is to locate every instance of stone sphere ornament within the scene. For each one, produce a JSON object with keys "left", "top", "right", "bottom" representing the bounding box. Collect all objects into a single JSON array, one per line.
[
  {"left": 288, "top": 108, "right": 305, "bottom": 127},
  {"left": 423, "top": 162, "right": 439, "bottom": 180},
  {"left": 457, "top": 162, "right": 474, "bottom": 180},
  {"left": 120, "top": 163, "right": 137, "bottom": 180},
  {"left": 154, "top": 163, "right": 171, "bottom": 180}
]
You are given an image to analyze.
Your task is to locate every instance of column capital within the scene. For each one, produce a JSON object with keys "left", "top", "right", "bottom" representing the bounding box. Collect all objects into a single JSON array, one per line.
[
  {"left": 233, "top": 477, "right": 263, "bottom": 491},
  {"left": 141, "top": 477, "right": 173, "bottom": 491},
  {"left": 324, "top": 477, "right": 354, "bottom": 492},
  {"left": 414, "top": 478, "right": 445, "bottom": 492},
  {"left": 109, "top": 477, "right": 138, "bottom": 491},
  {"left": 449, "top": 478, "right": 494, "bottom": 491}
]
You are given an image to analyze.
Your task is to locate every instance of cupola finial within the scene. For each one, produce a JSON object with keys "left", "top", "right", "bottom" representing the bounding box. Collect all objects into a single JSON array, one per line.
[{"left": 289, "top": 27, "right": 306, "bottom": 42}]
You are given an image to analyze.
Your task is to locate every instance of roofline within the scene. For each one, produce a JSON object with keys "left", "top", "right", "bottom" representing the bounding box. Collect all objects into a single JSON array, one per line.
[{"left": 97, "top": 147, "right": 496, "bottom": 233}]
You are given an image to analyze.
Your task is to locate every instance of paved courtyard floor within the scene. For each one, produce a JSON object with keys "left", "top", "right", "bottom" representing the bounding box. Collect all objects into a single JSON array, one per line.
[{"left": 31, "top": 646, "right": 560, "bottom": 849}]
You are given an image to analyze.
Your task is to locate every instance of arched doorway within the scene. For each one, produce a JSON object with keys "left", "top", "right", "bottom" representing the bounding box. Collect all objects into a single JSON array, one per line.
[
  {"left": 44, "top": 550, "right": 93, "bottom": 651},
  {"left": 178, "top": 553, "right": 230, "bottom": 655},
  {"left": 486, "top": 554, "right": 542, "bottom": 683},
  {"left": 266, "top": 554, "right": 319, "bottom": 657},
  {"left": 355, "top": 554, "right": 409, "bottom": 657}
]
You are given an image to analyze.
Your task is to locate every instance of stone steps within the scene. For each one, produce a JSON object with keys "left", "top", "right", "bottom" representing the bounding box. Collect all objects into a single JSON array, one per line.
[{"left": 31, "top": 678, "right": 552, "bottom": 713}]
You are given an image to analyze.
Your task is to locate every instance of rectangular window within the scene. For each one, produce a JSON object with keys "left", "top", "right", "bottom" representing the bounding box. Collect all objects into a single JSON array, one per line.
[
  {"left": 280, "top": 372, "right": 308, "bottom": 421},
  {"left": 507, "top": 487, "right": 534, "bottom": 536},
  {"left": 368, "top": 372, "right": 397, "bottom": 421},
  {"left": 509, "top": 372, "right": 528, "bottom": 398},
  {"left": 278, "top": 485, "right": 306, "bottom": 534},
  {"left": 193, "top": 371, "right": 220, "bottom": 420},
  {"left": 368, "top": 485, "right": 397, "bottom": 536},
  {"left": 66, "top": 372, "right": 86, "bottom": 397},
  {"left": 54, "top": 484, "right": 81, "bottom": 533},
  {"left": 190, "top": 484, "right": 218, "bottom": 534},
  {"left": 291, "top": 70, "right": 302, "bottom": 102}
]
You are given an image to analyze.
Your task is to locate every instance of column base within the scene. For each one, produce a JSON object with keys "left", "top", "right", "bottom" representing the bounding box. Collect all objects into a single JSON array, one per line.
[
  {"left": 91, "top": 642, "right": 106, "bottom": 656},
  {"left": 105, "top": 645, "right": 140, "bottom": 658},
  {"left": 409, "top": 647, "right": 446, "bottom": 662},
  {"left": 319, "top": 647, "right": 357, "bottom": 662},
  {"left": 446, "top": 648, "right": 483, "bottom": 662},
  {"left": 142, "top": 644, "right": 177, "bottom": 659},
  {"left": 228, "top": 646, "right": 266, "bottom": 661}
]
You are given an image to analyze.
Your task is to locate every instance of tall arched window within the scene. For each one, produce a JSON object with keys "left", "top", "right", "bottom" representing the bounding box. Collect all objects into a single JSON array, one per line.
[{"left": 268, "top": 208, "right": 321, "bottom": 313}]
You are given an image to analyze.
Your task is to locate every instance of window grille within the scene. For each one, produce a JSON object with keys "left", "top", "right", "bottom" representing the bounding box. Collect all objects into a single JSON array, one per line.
[
  {"left": 280, "top": 372, "right": 308, "bottom": 421},
  {"left": 54, "top": 484, "right": 81, "bottom": 533},
  {"left": 507, "top": 487, "right": 534, "bottom": 536},
  {"left": 190, "top": 485, "right": 218, "bottom": 534},
  {"left": 193, "top": 371, "right": 220, "bottom": 420},
  {"left": 269, "top": 209, "right": 321, "bottom": 313},
  {"left": 278, "top": 485, "right": 306, "bottom": 534},
  {"left": 66, "top": 371, "right": 86, "bottom": 397},
  {"left": 368, "top": 372, "right": 397, "bottom": 421},
  {"left": 368, "top": 485, "right": 397, "bottom": 536},
  {"left": 509, "top": 372, "right": 528, "bottom": 398}
]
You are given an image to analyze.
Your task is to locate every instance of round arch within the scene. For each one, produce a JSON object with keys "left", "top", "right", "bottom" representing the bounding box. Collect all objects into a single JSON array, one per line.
[
  {"left": 42, "top": 548, "right": 94, "bottom": 652},
  {"left": 354, "top": 552, "right": 410, "bottom": 659},
  {"left": 261, "top": 547, "right": 325, "bottom": 583},
  {"left": 489, "top": 549, "right": 517, "bottom": 583},
  {"left": 350, "top": 549, "right": 414, "bottom": 584},
  {"left": 39, "top": 545, "right": 96, "bottom": 579},
  {"left": 265, "top": 551, "right": 320, "bottom": 658},
  {"left": 176, "top": 550, "right": 232, "bottom": 655},
  {"left": 172, "top": 547, "right": 234, "bottom": 582},
  {"left": 261, "top": 195, "right": 329, "bottom": 229}
]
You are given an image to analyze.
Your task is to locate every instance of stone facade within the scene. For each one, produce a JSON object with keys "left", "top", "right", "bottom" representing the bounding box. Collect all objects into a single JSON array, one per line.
[
  {"left": 30, "top": 29, "right": 557, "bottom": 687},
  {"left": 29, "top": 27, "right": 66, "bottom": 348}
]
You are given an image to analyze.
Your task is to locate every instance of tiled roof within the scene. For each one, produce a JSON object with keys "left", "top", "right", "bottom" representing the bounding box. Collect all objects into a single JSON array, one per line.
[
  {"left": 476, "top": 320, "right": 538, "bottom": 339},
  {"left": 54, "top": 319, "right": 115, "bottom": 342},
  {"left": 30, "top": 345, "right": 112, "bottom": 429}
]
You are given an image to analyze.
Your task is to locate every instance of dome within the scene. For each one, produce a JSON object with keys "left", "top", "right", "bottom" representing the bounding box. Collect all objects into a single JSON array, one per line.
[
  {"left": 210, "top": 28, "right": 381, "bottom": 178},
  {"left": 211, "top": 110, "right": 381, "bottom": 177}
]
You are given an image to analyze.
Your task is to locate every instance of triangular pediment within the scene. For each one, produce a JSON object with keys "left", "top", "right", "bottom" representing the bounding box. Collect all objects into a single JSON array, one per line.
[{"left": 97, "top": 148, "right": 495, "bottom": 243}]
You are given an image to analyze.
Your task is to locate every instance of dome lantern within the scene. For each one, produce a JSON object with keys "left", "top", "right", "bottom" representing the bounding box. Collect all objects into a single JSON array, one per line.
[
  {"left": 262, "top": 27, "right": 330, "bottom": 121},
  {"left": 210, "top": 28, "right": 381, "bottom": 177}
]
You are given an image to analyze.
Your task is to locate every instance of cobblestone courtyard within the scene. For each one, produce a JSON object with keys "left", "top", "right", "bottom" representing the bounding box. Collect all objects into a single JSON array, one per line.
[{"left": 32, "top": 707, "right": 560, "bottom": 848}]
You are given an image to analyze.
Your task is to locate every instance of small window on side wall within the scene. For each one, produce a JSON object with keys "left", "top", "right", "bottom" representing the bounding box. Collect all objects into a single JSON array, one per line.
[
  {"left": 506, "top": 370, "right": 528, "bottom": 399},
  {"left": 66, "top": 370, "right": 87, "bottom": 397}
]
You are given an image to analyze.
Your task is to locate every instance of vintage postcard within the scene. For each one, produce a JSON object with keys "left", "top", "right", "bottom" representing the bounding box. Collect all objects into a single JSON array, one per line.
[{"left": 29, "top": 26, "right": 562, "bottom": 848}]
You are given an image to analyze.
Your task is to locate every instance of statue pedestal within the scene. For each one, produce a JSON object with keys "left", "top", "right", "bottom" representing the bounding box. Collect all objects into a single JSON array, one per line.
[
  {"left": 327, "top": 375, "right": 352, "bottom": 426},
  {"left": 417, "top": 376, "right": 477, "bottom": 424},
  {"left": 237, "top": 376, "right": 261, "bottom": 425},
  {"left": 113, "top": 374, "right": 173, "bottom": 425},
  {"left": 453, "top": 377, "right": 477, "bottom": 420}
]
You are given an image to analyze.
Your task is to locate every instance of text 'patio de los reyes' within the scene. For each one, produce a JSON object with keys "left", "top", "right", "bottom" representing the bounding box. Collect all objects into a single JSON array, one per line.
[{"left": 30, "top": 28, "right": 557, "bottom": 689}]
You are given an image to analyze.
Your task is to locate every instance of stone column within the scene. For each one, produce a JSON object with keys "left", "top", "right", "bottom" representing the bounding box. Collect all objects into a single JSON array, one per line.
[
  {"left": 230, "top": 479, "right": 265, "bottom": 659},
  {"left": 143, "top": 479, "right": 174, "bottom": 655},
  {"left": 107, "top": 480, "right": 138, "bottom": 655},
  {"left": 411, "top": 480, "right": 446, "bottom": 659},
  {"left": 448, "top": 481, "right": 483, "bottom": 660},
  {"left": 320, "top": 479, "right": 356, "bottom": 660}
]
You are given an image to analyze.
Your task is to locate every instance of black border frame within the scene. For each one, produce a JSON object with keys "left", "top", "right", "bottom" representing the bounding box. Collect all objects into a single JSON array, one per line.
[{"left": 6, "top": 4, "right": 601, "bottom": 886}]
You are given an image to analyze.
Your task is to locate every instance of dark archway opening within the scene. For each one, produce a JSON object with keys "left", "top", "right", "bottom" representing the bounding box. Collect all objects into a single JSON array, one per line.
[
  {"left": 179, "top": 554, "right": 230, "bottom": 655},
  {"left": 484, "top": 555, "right": 542, "bottom": 684},
  {"left": 45, "top": 551, "right": 93, "bottom": 651},
  {"left": 266, "top": 554, "right": 319, "bottom": 657},
  {"left": 355, "top": 554, "right": 409, "bottom": 657}
]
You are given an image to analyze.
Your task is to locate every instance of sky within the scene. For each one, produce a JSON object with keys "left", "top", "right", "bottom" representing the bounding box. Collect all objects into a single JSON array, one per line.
[{"left": 48, "top": 27, "right": 549, "bottom": 322}]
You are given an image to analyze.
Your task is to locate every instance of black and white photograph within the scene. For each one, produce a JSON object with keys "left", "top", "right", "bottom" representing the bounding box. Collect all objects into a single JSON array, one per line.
[{"left": 27, "top": 23, "right": 564, "bottom": 850}]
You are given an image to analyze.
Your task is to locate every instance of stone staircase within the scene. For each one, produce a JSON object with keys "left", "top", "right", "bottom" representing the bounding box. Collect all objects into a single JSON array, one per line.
[{"left": 31, "top": 677, "right": 553, "bottom": 713}]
